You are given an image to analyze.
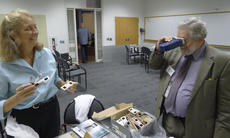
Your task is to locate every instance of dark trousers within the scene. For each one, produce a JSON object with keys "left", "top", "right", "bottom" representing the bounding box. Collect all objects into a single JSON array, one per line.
[
  {"left": 162, "top": 112, "right": 185, "bottom": 138},
  {"left": 7, "top": 96, "right": 60, "bottom": 138},
  {"left": 81, "top": 44, "right": 88, "bottom": 63}
]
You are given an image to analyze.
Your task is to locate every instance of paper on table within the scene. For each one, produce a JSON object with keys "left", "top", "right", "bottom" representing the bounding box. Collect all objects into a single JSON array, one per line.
[{"left": 72, "top": 119, "right": 109, "bottom": 138}]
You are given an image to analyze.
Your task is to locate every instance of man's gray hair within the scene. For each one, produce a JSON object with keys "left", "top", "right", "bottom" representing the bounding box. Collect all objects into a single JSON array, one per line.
[{"left": 178, "top": 17, "right": 207, "bottom": 40}]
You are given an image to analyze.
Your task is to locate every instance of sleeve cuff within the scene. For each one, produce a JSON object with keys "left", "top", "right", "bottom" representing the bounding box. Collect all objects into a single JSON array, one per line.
[
  {"left": 154, "top": 48, "right": 164, "bottom": 55},
  {"left": 55, "top": 77, "right": 62, "bottom": 86},
  {"left": 0, "top": 100, "right": 11, "bottom": 120}
]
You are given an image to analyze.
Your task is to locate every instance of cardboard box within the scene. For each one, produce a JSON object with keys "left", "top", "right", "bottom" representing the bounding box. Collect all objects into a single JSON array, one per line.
[
  {"left": 111, "top": 108, "right": 154, "bottom": 138},
  {"left": 92, "top": 103, "right": 133, "bottom": 120},
  {"left": 92, "top": 103, "right": 154, "bottom": 138},
  {"left": 111, "top": 117, "right": 132, "bottom": 138}
]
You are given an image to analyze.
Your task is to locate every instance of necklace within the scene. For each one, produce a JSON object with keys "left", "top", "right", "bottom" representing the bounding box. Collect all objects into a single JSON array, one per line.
[
  {"left": 24, "top": 56, "right": 34, "bottom": 66},
  {"left": 21, "top": 48, "right": 35, "bottom": 66}
]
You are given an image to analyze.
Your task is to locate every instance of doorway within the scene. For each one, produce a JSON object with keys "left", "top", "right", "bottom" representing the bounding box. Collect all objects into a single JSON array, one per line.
[
  {"left": 67, "top": 8, "right": 102, "bottom": 64},
  {"left": 76, "top": 9, "right": 95, "bottom": 63},
  {"left": 115, "top": 17, "right": 139, "bottom": 45}
]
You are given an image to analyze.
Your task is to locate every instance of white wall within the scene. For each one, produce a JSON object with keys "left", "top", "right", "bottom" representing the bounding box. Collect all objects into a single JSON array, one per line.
[
  {"left": 0, "top": 0, "right": 87, "bottom": 53},
  {"left": 2, "top": 0, "right": 227, "bottom": 48},
  {"left": 143, "top": 0, "right": 230, "bottom": 45},
  {"left": 64, "top": 0, "right": 86, "bottom": 8},
  {"left": 144, "top": 0, "right": 230, "bottom": 17},
  {"left": 101, "top": 0, "right": 144, "bottom": 46}
]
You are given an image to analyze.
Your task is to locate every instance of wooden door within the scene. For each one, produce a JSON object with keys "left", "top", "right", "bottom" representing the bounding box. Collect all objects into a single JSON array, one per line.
[
  {"left": 115, "top": 17, "right": 139, "bottom": 45},
  {"left": 83, "top": 12, "right": 95, "bottom": 34},
  {"left": 79, "top": 12, "right": 95, "bottom": 63}
]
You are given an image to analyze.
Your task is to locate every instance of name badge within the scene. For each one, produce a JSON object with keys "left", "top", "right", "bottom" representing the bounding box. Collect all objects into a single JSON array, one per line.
[
  {"left": 166, "top": 66, "right": 175, "bottom": 76},
  {"left": 164, "top": 85, "right": 171, "bottom": 98}
]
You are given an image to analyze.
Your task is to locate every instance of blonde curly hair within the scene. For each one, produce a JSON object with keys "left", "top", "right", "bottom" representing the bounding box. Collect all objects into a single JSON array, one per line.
[{"left": 0, "top": 9, "right": 43, "bottom": 62}]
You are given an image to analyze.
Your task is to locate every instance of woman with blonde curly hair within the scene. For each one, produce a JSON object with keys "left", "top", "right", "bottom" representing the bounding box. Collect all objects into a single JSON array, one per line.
[{"left": 0, "top": 9, "right": 78, "bottom": 138}]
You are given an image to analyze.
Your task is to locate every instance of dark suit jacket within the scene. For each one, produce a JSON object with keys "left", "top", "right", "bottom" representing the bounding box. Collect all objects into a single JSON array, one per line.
[{"left": 149, "top": 45, "right": 230, "bottom": 138}]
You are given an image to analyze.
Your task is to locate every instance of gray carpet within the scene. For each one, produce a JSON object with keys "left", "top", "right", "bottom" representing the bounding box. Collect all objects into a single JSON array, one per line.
[{"left": 57, "top": 45, "right": 160, "bottom": 126}]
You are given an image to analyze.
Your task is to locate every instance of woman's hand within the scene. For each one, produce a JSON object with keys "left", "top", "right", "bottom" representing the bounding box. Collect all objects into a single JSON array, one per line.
[
  {"left": 57, "top": 80, "right": 78, "bottom": 93},
  {"left": 4, "top": 83, "right": 36, "bottom": 113},
  {"left": 66, "top": 80, "right": 78, "bottom": 93},
  {"left": 15, "top": 83, "right": 36, "bottom": 103}
]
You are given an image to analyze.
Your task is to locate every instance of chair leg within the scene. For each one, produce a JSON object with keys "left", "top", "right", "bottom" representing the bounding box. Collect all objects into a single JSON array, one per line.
[
  {"left": 78, "top": 76, "right": 81, "bottom": 83},
  {"left": 63, "top": 73, "right": 66, "bottom": 81},
  {"left": 64, "top": 125, "right": 67, "bottom": 133},
  {"left": 85, "top": 74, "right": 87, "bottom": 90},
  {"left": 69, "top": 72, "right": 71, "bottom": 81},
  {"left": 147, "top": 63, "right": 149, "bottom": 73},
  {"left": 140, "top": 55, "right": 143, "bottom": 64}
]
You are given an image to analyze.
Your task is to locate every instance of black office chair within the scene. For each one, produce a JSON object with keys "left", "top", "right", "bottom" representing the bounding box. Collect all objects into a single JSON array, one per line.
[
  {"left": 53, "top": 50, "right": 73, "bottom": 80},
  {"left": 141, "top": 47, "right": 151, "bottom": 73},
  {"left": 57, "top": 57, "right": 87, "bottom": 90},
  {"left": 125, "top": 45, "right": 139, "bottom": 64},
  {"left": 54, "top": 50, "right": 61, "bottom": 58},
  {"left": 54, "top": 50, "right": 72, "bottom": 69},
  {"left": 62, "top": 98, "right": 104, "bottom": 132},
  {"left": 61, "top": 53, "right": 72, "bottom": 65}
]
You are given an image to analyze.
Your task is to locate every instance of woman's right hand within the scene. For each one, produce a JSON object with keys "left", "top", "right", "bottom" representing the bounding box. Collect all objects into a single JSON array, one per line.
[
  {"left": 4, "top": 83, "right": 37, "bottom": 114},
  {"left": 15, "top": 83, "right": 37, "bottom": 103}
]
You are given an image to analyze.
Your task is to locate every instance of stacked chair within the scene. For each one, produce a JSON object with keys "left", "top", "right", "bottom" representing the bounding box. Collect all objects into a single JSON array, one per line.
[
  {"left": 125, "top": 45, "right": 140, "bottom": 64},
  {"left": 53, "top": 50, "right": 87, "bottom": 90},
  {"left": 141, "top": 47, "right": 151, "bottom": 73}
]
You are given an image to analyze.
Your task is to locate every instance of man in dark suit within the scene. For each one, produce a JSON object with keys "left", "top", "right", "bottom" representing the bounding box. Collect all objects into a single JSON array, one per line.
[{"left": 149, "top": 17, "right": 230, "bottom": 138}]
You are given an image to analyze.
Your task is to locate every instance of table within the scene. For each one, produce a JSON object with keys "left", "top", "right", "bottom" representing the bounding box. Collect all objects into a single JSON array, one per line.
[
  {"left": 57, "top": 119, "right": 119, "bottom": 138},
  {"left": 57, "top": 131, "right": 79, "bottom": 138}
]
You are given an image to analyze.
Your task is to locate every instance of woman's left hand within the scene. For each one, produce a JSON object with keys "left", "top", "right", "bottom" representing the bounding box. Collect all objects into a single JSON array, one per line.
[{"left": 66, "top": 80, "right": 78, "bottom": 93}]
